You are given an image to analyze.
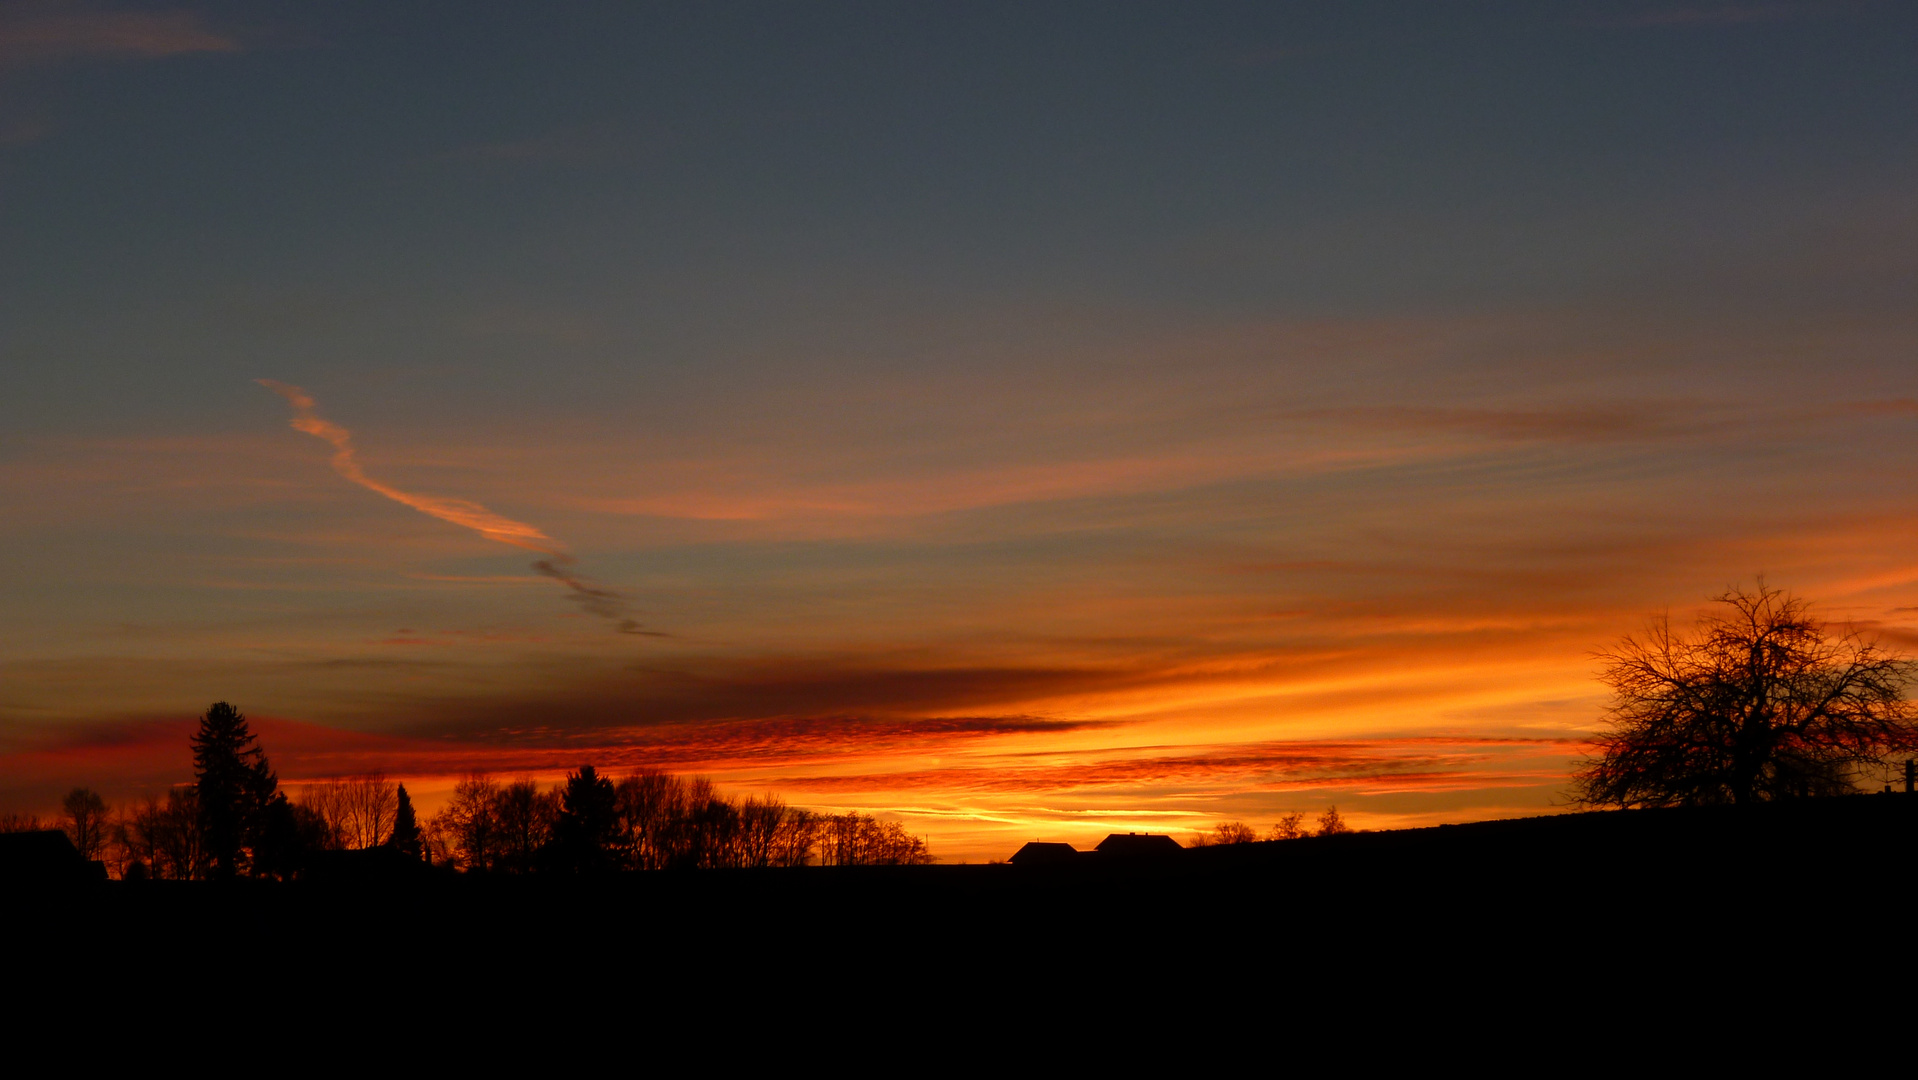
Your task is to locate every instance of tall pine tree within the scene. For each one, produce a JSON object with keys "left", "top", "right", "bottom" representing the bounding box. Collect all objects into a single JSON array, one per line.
[
  {"left": 389, "top": 783, "right": 422, "bottom": 859},
  {"left": 551, "top": 766, "right": 618, "bottom": 873},
  {"left": 191, "top": 701, "right": 277, "bottom": 878}
]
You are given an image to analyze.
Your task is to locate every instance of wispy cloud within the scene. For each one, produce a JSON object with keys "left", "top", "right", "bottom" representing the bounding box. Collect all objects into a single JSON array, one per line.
[
  {"left": 392, "top": 657, "right": 1174, "bottom": 741},
  {"left": 259, "top": 380, "right": 653, "bottom": 634},
  {"left": 259, "top": 380, "right": 564, "bottom": 554},
  {"left": 0, "top": 3, "right": 239, "bottom": 66}
]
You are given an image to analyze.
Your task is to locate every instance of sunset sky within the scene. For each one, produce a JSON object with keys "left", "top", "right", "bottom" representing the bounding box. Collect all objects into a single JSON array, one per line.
[{"left": 4, "top": 1, "right": 1917, "bottom": 860}]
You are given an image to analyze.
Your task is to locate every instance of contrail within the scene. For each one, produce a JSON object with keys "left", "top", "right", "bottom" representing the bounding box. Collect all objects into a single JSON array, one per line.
[
  {"left": 259, "top": 380, "right": 655, "bottom": 635},
  {"left": 532, "top": 559, "right": 650, "bottom": 636}
]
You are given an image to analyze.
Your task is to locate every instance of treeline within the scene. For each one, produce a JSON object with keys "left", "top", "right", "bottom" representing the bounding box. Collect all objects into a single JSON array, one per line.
[
  {"left": 1193, "top": 806, "right": 1352, "bottom": 847},
  {"left": 0, "top": 702, "right": 932, "bottom": 879},
  {"left": 428, "top": 769, "right": 931, "bottom": 872}
]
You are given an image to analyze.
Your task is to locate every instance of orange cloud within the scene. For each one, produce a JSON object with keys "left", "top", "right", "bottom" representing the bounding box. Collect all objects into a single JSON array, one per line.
[
  {"left": 258, "top": 381, "right": 652, "bottom": 634},
  {"left": 259, "top": 380, "right": 566, "bottom": 555}
]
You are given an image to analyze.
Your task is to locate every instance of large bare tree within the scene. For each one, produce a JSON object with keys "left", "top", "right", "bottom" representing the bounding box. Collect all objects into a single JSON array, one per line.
[
  {"left": 61, "top": 788, "right": 111, "bottom": 861},
  {"left": 441, "top": 773, "right": 502, "bottom": 872},
  {"left": 1574, "top": 584, "right": 1918, "bottom": 807},
  {"left": 300, "top": 776, "right": 396, "bottom": 849}
]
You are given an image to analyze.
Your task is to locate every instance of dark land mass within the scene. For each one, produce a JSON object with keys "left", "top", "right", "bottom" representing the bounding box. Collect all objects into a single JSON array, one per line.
[{"left": 11, "top": 796, "right": 1918, "bottom": 1013}]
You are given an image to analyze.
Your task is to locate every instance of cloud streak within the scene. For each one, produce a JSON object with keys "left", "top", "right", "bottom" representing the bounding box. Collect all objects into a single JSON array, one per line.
[
  {"left": 259, "top": 380, "right": 564, "bottom": 554},
  {"left": 259, "top": 380, "right": 652, "bottom": 634}
]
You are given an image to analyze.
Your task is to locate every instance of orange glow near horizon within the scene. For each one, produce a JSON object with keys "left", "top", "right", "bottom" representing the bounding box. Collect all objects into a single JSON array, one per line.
[{"left": 9, "top": 382, "right": 1918, "bottom": 860}]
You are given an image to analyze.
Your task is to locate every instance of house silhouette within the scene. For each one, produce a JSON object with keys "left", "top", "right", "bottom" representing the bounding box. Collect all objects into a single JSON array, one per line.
[
  {"left": 1009, "top": 841, "right": 1080, "bottom": 865},
  {"left": 1092, "top": 833, "right": 1184, "bottom": 858},
  {"left": 0, "top": 830, "right": 107, "bottom": 886},
  {"left": 1008, "top": 833, "right": 1186, "bottom": 862}
]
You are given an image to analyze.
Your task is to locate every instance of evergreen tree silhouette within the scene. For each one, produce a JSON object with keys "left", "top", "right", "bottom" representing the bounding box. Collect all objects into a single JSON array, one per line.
[
  {"left": 551, "top": 765, "right": 618, "bottom": 873},
  {"left": 191, "top": 701, "right": 277, "bottom": 878},
  {"left": 389, "top": 783, "right": 422, "bottom": 859},
  {"left": 252, "top": 793, "right": 304, "bottom": 880}
]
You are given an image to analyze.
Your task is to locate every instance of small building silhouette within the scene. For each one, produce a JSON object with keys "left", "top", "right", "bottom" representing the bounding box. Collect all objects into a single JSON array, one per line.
[
  {"left": 1093, "top": 833, "right": 1184, "bottom": 859},
  {"left": 1009, "top": 842, "right": 1080, "bottom": 865},
  {"left": 0, "top": 830, "right": 107, "bottom": 886}
]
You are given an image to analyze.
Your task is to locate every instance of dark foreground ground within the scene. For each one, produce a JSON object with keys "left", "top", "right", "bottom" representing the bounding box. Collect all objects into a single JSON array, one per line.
[{"left": 10, "top": 796, "right": 1918, "bottom": 1026}]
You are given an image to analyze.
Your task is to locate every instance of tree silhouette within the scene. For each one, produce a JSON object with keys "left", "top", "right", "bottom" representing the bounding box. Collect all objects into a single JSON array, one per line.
[
  {"left": 442, "top": 773, "right": 501, "bottom": 872},
  {"left": 550, "top": 766, "right": 618, "bottom": 873},
  {"left": 495, "top": 777, "right": 555, "bottom": 873},
  {"left": 389, "top": 783, "right": 422, "bottom": 859},
  {"left": 338, "top": 774, "right": 397, "bottom": 850},
  {"left": 1209, "top": 821, "right": 1257, "bottom": 845},
  {"left": 61, "top": 787, "right": 110, "bottom": 861},
  {"left": 190, "top": 702, "right": 277, "bottom": 877},
  {"left": 1269, "top": 813, "right": 1308, "bottom": 840},
  {"left": 1316, "top": 806, "right": 1348, "bottom": 836},
  {"left": 252, "top": 793, "right": 323, "bottom": 880},
  {"left": 1574, "top": 584, "right": 1918, "bottom": 807},
  {"left": 125, "top": 788, "right": 206, "bottom": 879},
  {"left": 613, "top": 769, "right": 678, "bottom": 869},
  {"left": 736, "top": 794, "right": 787, "bottom": 868}
]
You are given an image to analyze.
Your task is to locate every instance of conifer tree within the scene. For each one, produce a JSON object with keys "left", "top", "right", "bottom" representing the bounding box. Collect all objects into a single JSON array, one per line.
[
  {"left": 191, "top": 701, "right": 277, "bottom": 877},
  {"left": 389, "top": 783, "right": 422, "bottom": 859},
  {"left": 551, "top": 766, "right": 618, "bottom": 873}
]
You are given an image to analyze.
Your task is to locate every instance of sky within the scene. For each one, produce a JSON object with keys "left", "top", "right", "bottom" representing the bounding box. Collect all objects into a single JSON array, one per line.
[{"left": 3, "top": 0, "right": 1917, "bottom": 860}]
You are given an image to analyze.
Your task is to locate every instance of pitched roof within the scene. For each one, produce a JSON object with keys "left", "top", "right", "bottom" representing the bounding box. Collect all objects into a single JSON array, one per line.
[
  {"left": 1093, "top": 832, "right": 1184, "bottom": 858},
  {"left": 1008, "top": 841, "right": 1080, "bottom": 864}
]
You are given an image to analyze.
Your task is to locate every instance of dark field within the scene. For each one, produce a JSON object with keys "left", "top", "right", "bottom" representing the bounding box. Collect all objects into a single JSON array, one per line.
[{"left": 14, "top": 796, "right": 1916, "bottom": 997}]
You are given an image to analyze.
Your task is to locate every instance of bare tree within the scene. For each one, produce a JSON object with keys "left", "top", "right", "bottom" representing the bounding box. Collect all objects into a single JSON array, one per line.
[
  {"left": 691, "top": 778, "right": 744, "bottom": 869},
  {"left": 817, "top": 811, "right": 933, "bottom": 866},
  {"left": 1210, "top": 821, "right": 1257, "bottom": 845},
  {"left": 1269, "top": 813, "right": 1308, "bottom": 840},
  {"left": 119, "top": 797, "right": 163, "bottom": 877},
  {"left": 339, "top": 774, "right": 397, "bottom": 850},
  {"left": 443, "top": 773, "right": 502, "bottom": 872},
  {"left": 734, "top": 794, "right": 788, "bottom": 868},
  {"left": 124, "top": 789, "right": 207, "bottom": 880},
  {"left": 61, "top": 788, "right": 111, "bottom": 861},
  {"left": 1574, "top": 584, "right": 1918, "bottom": 807},
  {"left": 496, "top": 777, "right": 557, "bottom": 872},
  {"left": 772, "top": 807, "right": 821, "bottom": 867},
  {"left": 613, "top": 769, "right": 680, "bottom": 870},
  {"left": 1316, "top": 806, "right": 1348, "bottom": 836},
  {"left": 420, "top": 810, "right": 459, "bottom": 868},
  {"left": 296, "top": 782, "right": 349, "bottom": 850}
]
